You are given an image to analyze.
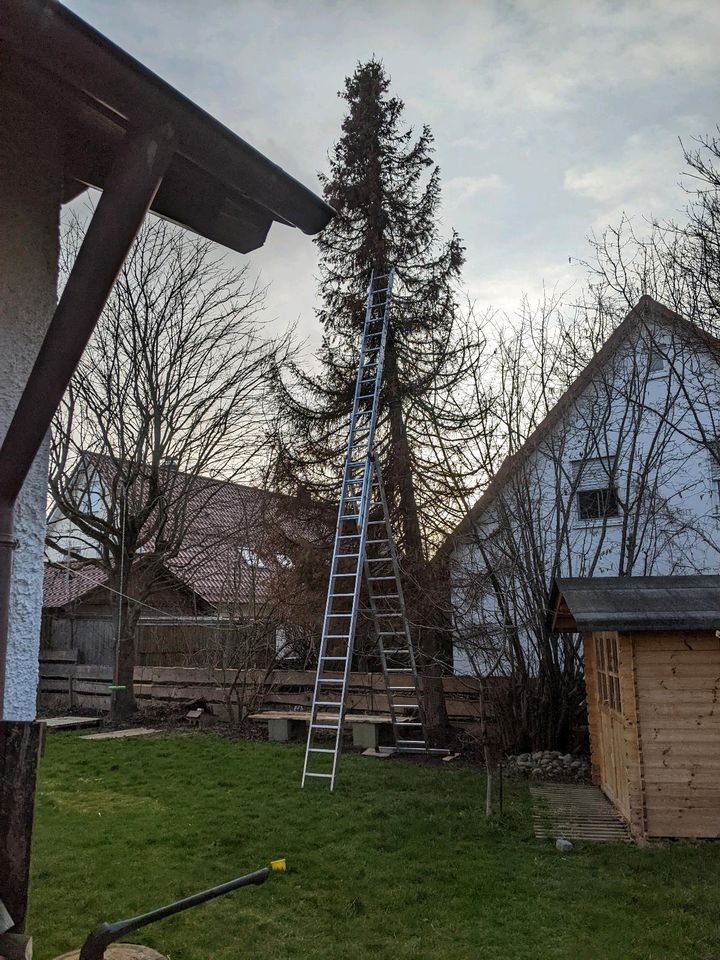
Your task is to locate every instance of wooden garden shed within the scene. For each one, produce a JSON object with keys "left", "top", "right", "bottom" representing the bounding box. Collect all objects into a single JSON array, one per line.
[{"left": 552, "top": 575, "right": 720, "bottom": 840}]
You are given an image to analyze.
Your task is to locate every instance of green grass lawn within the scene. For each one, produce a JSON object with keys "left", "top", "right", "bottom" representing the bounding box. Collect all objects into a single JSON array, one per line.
[{"left": 30, "top": 732, "right": 720, "bottom": 960}]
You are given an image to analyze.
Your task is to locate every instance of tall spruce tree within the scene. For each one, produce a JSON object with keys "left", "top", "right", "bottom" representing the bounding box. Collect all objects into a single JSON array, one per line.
[{"left": 274, "top": 59, "right": 477, "bottom": 740}]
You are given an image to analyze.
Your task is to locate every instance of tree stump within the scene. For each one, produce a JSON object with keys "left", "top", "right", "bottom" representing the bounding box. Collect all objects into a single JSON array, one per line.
[{"left": 53, "top": 945, "right": 168, "bottom": 960}]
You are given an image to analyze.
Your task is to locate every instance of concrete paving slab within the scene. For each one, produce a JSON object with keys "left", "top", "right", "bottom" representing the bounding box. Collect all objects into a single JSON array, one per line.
[
  {"left": 80, "top": 727, "right": 159, "bottom": 741},
  {"left": 43, "top": 716, "right": 102, "bottom": 731}
]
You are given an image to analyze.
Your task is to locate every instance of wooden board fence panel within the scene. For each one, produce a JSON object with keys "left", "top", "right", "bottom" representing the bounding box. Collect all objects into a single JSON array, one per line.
[{"left": 38, "top": 658, "right": 491, "bottom": 728}]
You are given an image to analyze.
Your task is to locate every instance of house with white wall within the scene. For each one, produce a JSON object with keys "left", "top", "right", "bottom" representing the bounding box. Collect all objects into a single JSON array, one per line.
[{"left": 446, "top": 296, "right": 720, "bottom": 677}]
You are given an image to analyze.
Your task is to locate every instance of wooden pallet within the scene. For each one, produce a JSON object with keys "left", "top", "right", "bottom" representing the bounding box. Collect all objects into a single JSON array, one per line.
[{"left": 531, "top": 783, "right": 631, "bottom": 842}]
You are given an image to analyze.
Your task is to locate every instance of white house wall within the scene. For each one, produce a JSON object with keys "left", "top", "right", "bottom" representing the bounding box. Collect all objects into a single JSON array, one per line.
[{"left": 0, "top": 94, "right": 61, "bottom": 719}]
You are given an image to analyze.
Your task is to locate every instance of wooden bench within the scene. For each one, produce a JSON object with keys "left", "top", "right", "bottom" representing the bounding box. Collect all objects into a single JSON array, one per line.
[{"left": 248, "top": 711, "right": 401, "bottom": 748}]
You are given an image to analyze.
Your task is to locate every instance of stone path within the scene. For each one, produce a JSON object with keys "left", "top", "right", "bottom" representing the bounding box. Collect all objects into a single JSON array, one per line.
[
  {"left": 530, "top": 783, "right": 630, "bottom": 842},
  {"left": 80, "top": 727, "right": 159, "bottom": 741}
]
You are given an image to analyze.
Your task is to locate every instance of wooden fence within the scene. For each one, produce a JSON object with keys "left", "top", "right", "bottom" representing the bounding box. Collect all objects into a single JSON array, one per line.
[{"left": 38, "top": 656, "right": 487, "bottom": 727}]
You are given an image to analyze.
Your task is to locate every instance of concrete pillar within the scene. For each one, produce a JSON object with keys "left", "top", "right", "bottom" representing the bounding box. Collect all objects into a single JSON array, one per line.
[{"left": 0, "top": 90, "right": 61, "bottom": 720}]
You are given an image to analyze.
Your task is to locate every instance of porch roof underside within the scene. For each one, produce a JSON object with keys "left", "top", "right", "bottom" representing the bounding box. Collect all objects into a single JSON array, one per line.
[
  {"left": 552, "top": 575, "right": 720, "bottom": 633},
  {"left": 1, "top": 0, "right": 334, "bottom": 254}
]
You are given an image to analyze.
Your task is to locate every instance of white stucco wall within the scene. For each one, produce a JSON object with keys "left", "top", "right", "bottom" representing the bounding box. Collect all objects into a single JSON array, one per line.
[{"left": 0, "top": 91, "right": 61, "bottom": 719}]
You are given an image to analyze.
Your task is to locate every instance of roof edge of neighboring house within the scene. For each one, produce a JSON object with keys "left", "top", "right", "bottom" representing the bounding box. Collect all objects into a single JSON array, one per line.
[{"left": 437, "top": 296, "right": 720, "bottom": 559}]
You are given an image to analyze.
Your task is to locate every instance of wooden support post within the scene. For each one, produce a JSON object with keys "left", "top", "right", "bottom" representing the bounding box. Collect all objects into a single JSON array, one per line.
[{"left": 0, "top": 721, "right": 42, "bottom": 936}]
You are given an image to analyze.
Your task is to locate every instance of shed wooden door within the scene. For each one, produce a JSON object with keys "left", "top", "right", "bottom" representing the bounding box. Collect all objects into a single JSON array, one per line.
[
  {"left": 593, "top": 632, "right": 630, "bottom": 820},
  {"left": 635, "top": 632, "right": 720, "bottom": 838}
]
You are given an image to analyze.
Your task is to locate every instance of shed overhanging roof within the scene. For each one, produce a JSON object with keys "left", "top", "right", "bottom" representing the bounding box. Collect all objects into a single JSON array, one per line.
[
  {"left": 552, "top": 575, "right": 720, "bottom": 633},
  {"left": 1, "top": 0, "right": 334, "bottom": 254}
]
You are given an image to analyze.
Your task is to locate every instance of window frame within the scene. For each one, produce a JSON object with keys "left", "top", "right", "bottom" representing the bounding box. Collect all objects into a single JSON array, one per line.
[{"left": 596, "top": 634, "right": 622, "bottom": 714}]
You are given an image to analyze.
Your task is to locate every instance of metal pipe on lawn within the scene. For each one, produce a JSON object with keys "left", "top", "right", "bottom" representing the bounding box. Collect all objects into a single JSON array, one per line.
[{"left": 0, "top": 120, "right": 177, "bottom": 717}]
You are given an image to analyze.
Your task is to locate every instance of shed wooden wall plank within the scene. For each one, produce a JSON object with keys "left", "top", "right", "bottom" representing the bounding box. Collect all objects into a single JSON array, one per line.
[{"left": 635, "top": 631, "right": 720, "bottom": 838}]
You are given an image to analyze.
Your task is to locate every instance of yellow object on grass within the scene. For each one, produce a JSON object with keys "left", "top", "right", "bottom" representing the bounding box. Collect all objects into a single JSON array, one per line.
[{"left": 270, "top": 858, "right": 287, "bottom": 872}]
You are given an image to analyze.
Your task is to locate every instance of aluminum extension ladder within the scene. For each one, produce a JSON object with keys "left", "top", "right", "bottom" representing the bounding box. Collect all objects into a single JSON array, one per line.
[{"left": 301, "top": 268, "right": 433, "bottom": 791}]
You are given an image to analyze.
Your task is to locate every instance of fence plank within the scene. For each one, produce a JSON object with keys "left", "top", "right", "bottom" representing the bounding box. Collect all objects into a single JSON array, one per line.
[{"left": 39, "top": 659, "right": 488, "bottom": 726}]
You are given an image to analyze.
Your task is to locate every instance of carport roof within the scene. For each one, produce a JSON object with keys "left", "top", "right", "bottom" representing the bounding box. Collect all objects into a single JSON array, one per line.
[
  {"left": 1, "top": 0, "right": 334, "bottom": 253},
  {"left": 551, "top": 575, "right": 720, "bottom": 633}
]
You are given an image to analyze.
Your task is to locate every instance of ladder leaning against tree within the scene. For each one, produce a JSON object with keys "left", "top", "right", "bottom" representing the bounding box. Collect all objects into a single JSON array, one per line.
[{"left": 301, "top": 267, "right": 446, "bottom": 791}]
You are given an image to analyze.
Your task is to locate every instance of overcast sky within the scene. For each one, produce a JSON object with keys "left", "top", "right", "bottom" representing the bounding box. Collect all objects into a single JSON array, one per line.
[{"left": 67, "top": 0, "right": 720, "bottom": 348}]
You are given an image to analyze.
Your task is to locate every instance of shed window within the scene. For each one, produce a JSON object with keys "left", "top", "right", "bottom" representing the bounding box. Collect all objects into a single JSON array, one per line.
[{"left": 596, "top": 634, "right": 622, "bottom": 713}]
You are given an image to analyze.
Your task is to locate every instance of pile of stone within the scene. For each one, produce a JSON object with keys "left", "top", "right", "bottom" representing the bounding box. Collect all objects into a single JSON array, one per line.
[{"left": 505, "top": 750, "right": 589, "bottom": 781}]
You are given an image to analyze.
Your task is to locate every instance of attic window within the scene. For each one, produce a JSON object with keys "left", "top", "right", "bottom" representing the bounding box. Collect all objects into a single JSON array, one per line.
[
  {"left": 572, "top": 457, "right": 619, "bottom": 523},
  {"left": 240, "top": 547, "right": 266, "bottom": 569},
  {"left": 577, "top": 487, "right": 619, "bottom": 521}
]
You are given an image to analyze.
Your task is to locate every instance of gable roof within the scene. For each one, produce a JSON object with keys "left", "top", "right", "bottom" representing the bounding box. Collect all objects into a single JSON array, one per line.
[
  {"left": 438, "top": 296, "right": 720, "bottom": 558},
  {"left": 551, "top": 574, "right": 720, "bottom": 632},
  {"left": 46, "top": 459, "right": 331, "bottom": 609}
]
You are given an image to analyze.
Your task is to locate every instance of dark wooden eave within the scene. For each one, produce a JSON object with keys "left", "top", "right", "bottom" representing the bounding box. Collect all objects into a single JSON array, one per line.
[{"left": 0, "top": 0, "right": 334, "bottom": 254}]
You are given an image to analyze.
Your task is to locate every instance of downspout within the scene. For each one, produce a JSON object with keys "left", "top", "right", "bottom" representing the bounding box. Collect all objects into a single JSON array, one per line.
[{"left": 0, "top": 121, "right": 176, "bottom": 717}]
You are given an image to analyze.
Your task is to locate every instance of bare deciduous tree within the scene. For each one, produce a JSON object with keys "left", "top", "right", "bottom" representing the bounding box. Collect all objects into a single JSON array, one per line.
[{"left": 48, "top": 214, "right": 287, "bottom": 718}]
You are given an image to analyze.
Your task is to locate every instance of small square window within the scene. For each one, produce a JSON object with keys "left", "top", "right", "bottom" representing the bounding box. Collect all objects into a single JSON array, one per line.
[{"left": 577, "top": 487, "right": 619, "bottom": 521}]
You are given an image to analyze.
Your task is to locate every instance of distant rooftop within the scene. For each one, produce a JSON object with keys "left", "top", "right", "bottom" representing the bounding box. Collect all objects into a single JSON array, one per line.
[{"left": 2, "top": 0, "right": 334, "bottom": 253}]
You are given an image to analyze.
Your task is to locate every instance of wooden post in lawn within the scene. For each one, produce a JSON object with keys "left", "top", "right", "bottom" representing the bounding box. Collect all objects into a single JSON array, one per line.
[{"left": 0, "top": 720, "right": 42, "bottom": 956}]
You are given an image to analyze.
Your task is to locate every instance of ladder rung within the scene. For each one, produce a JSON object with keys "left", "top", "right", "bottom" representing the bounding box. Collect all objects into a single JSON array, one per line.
[
  {"left": 317, "top": 678, "right": 344, "bottom": 684},
  {"left": 304, "top": 772, "right": 334, "bottom": 778},
  {"left": 330, "top": 592, "right": 355, "bottom": 597},
  {"left": 335, "top": 552, "right": 359, "bottom": 558},
  {"left": 308, "top": 748, "right": 335, "bottom": 754},
  {"left": 395, "top": 704, "right": 419, "bottom": 709},
  {"left": 315, "top": 700, "right": 341, "bottom": 707},
  {"left": 312, "top": 723, "right": 340, "bottom": 730},
  {"left": 328, "top": 613, "right": 352, "bottom": 617}
]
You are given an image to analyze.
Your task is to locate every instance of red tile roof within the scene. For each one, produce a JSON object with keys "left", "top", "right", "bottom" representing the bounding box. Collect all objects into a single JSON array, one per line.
[{"left": 45, "top": 460, "right": 330, "bottom": 609}]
